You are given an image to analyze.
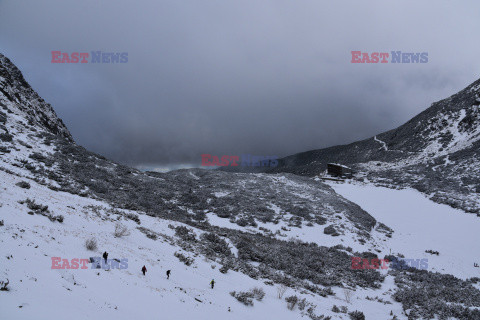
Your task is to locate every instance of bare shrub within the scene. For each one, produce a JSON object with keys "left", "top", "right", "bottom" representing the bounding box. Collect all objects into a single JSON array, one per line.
[
  {"left": 348, "top": 310, "right": 365, "bottom": 320},
  {"left": 146, "top": 232, "right": 157, "bottom": 240},
  {"left": 114, "top": 223, "right": 130, "bottom": 238},
  {"left": 45, "top": 213, "right": 64, "bottom": 223},
  {"left": 219, "top": 264, "right": 229, "bottom": 274},
  {"left": 251, "top": 287, "right": 266, "bottom": 301},
  {"left": 0, "top": 279, "right": 9, "bottom": 291},
  {"left": 16, "top": 181, "right": 31, "bottom": 189},
  {"left": 297, "top": 298, "right": 307, "bottom": 310},
  {"left": 230, "top": 291, "right": 254, "bottom": 306},
  {"left": 125, "top": 212, "right": 140, "bottom": 224},
  {"left": 85, "top": 237, "right": 98, "bottom": 251},
  {"left": 277, "top": 284, "right": 288, "bottom": 299},
  {"left": 230, "top": 287, "right": 266, "bottom": 306},
  {"left": 0, "top": 133, "right": 12, "bottom": 142},
  {"left": 425, "top": 249, "right": 439, "bottom": 256},
  {"left": 19, "top": 198, "right": 48, "bottom": 213},
  {"left": 19, "top": 198, "right": 63, "bottom": 222},
  {"left": 343, "top": 289, "right": 354, "bottom": 303},
  {"left": 174, "top": 252, "right": 194, "bottom": 266},
  {"left": 137, "top": 226, "right": 158, "bottom": 240},
  {"left": 175, "top": 225, "right": 196, "bottom": 241},
  {"left": 285, "top": 295, "right": 298, "bottom": 310}
]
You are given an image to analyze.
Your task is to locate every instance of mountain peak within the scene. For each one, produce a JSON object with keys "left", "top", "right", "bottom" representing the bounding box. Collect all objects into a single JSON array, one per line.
[{"left": 0, "top": 53, "right": 73, "bottom": 142}]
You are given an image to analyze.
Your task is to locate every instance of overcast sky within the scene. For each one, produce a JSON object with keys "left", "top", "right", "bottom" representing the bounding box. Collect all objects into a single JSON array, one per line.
[{"left": 1, "top": 0, "right": 479, "bottom": 170}]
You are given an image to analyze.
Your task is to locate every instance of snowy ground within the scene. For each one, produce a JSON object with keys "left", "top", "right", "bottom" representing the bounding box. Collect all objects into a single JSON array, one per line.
[
  {"left": 328, "top": 181, "right": 480, "bottom": 280},
  {"left": 0, "top": 170, "right": 408, "bottom": 320},
  {"left": 3, "top": 168, "right": 480, "bottom": 320},
  {"left": 208, "top": 210, "right": 386, "bottom": 255}
]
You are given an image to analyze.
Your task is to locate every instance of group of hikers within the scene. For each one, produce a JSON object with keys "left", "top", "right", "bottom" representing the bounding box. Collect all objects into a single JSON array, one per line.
[{"left": 103, "top": 251, "right": 215, "bottom": 288}]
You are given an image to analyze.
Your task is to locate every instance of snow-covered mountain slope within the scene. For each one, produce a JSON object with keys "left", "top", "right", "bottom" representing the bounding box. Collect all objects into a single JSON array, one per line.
[
  {"left": 0, "top": 170, "right": 413, "bottom": 320},
  {"left": 226, "top": 79, "right": 480, "bottom": 215},
  {"left": 2, "top": 53, "right": 480, "bottom": 320},
  {"left": 0, "top": 54, "right": 72, "bottom": 142},
  {"left": 3, "top": 169, "right": 480, "bottom": 320}
]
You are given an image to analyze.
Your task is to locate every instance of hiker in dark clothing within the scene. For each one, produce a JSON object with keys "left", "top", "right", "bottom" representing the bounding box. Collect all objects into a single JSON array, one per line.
[
  {"left": 166, "top": 270, "right": 171, "bottom": 279},
  {"left": 210, "top": 279, "right": 215, "bottom": 289},
  {"left": 103, "top": 251, "right": 108, "bottom": 263},
  {"left": 142, "top": 265, "right": 147, "bottom": 276}
]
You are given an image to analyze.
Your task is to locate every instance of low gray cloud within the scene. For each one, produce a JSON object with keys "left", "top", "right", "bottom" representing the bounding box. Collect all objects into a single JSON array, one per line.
[{"left": 1, "top": 0, "right": 479, "bottom": 168}]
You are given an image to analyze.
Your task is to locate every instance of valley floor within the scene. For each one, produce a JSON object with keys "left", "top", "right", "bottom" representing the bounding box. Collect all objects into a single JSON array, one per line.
[{"left": 329, "top": 181, "right": 480, "bottom": 280}]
